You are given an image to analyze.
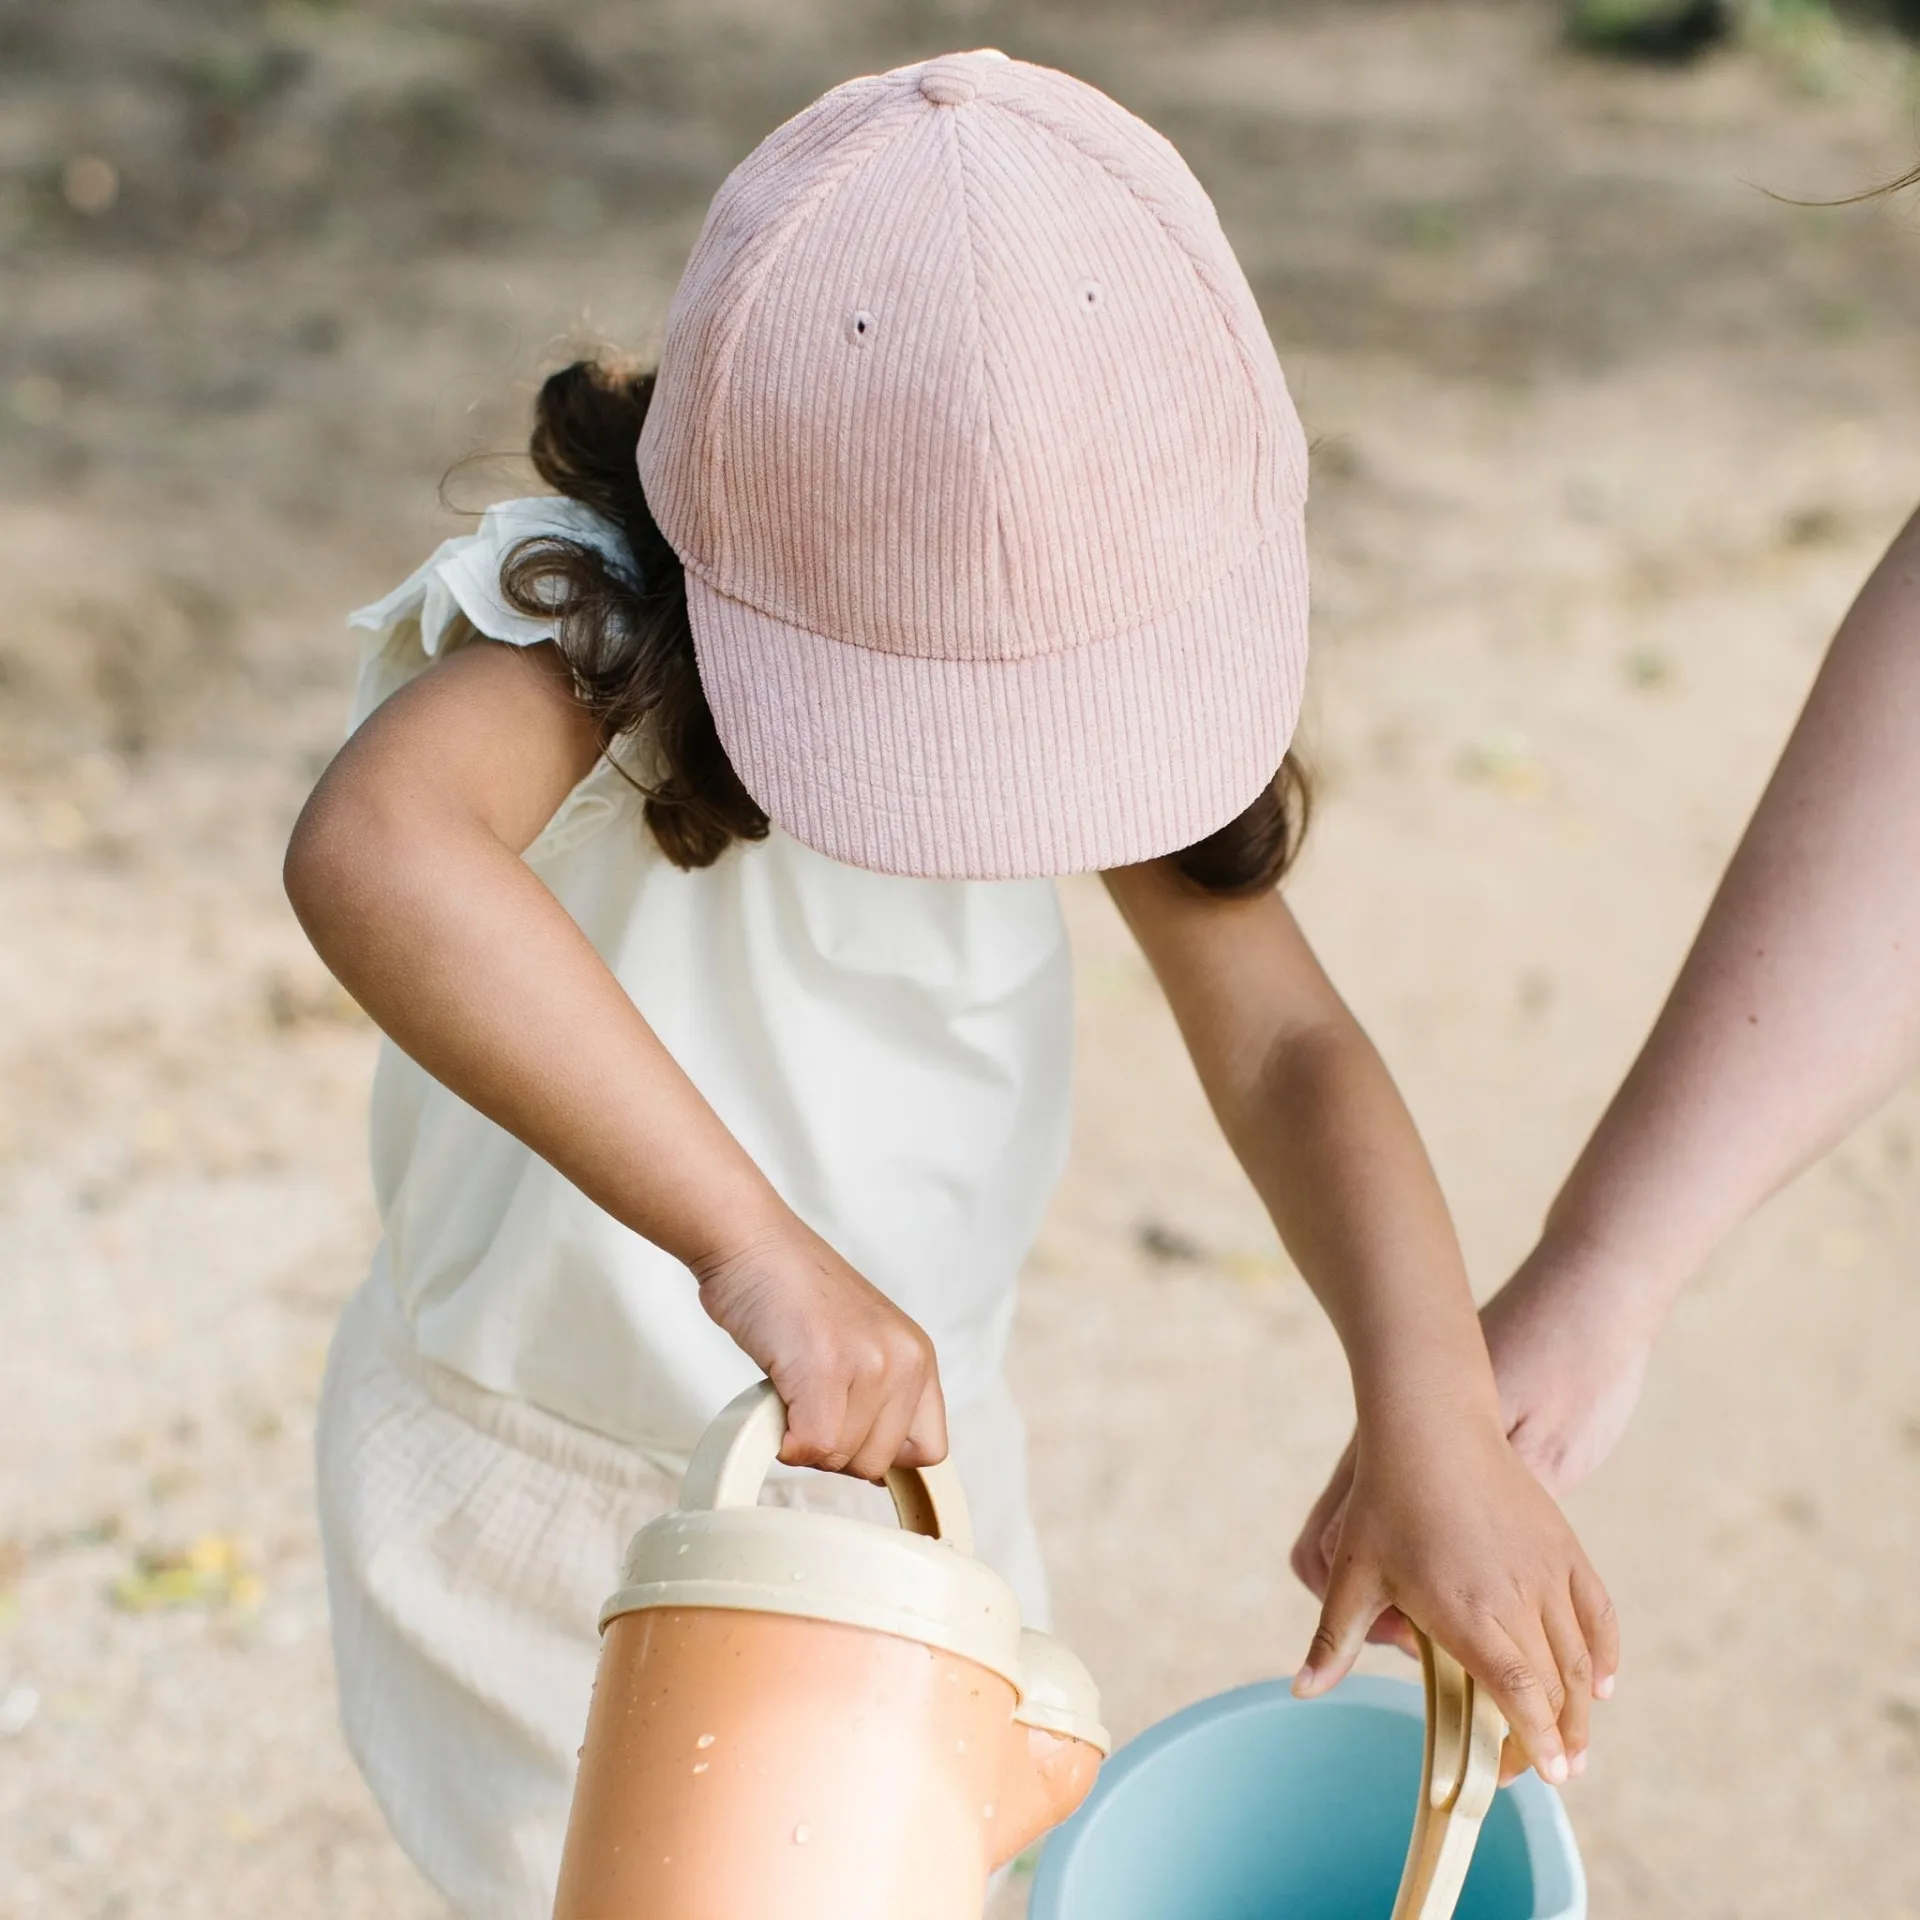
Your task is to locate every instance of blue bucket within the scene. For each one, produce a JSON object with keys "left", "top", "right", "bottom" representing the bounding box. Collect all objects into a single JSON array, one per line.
[{"left": 1030, "top": 1676, "right": 1584, "bottom": 1920}]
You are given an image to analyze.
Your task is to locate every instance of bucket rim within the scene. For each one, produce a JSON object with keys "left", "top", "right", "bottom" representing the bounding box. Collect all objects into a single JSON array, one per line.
[{"left": 1027, "top": 1673, "right": 1585, "bottom": 1920}]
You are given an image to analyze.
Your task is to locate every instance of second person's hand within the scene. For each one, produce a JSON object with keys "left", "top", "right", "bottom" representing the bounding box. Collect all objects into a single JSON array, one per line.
[
  {"left": 1477, "top": 1240, "right": 1658, "bottom": 1494},
  {"left": 692, "top": 1217, "right": 949, "bottom": 1483}
]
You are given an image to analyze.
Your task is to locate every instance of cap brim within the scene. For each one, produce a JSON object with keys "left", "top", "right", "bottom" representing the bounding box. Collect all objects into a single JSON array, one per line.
[{"left": 686, "top": 525, "right": 1308, "bottom": 881}]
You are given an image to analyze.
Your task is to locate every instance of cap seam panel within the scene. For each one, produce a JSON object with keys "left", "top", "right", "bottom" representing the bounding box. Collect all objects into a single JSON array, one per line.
[
  {"left": 989, "top": 93, "right": 1293, "bottom": 523},
  {"left": 701, "top": 105, "right": 925, "bottom": 590},
  {"left": 946, "top": 102, "right": 1011, "bottom": 652}
]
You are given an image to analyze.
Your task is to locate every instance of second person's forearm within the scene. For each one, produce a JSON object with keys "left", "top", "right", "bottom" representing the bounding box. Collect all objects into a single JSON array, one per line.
[{"left": 1542, "top": 507, "right": 1920, "bottom": 1304}]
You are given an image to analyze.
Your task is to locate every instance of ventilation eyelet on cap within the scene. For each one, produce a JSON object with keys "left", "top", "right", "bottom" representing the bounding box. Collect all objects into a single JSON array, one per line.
[
  {"left": 919, "top": 55, "right": 992, "bottom": 105},
  {"left": 844, "top": 308, "right": 876, "bottom": 346}
]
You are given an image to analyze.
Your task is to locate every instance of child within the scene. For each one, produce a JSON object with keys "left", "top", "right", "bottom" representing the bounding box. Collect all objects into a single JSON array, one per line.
[{"left": 287, "top": 51, "right": 1614, "bottom": 1919}]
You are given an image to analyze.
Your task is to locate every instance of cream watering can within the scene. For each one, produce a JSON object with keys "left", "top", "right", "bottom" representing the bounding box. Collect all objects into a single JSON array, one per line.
[{"left": 553, "top": 1379, "right": 1109, "bottom": 1919}]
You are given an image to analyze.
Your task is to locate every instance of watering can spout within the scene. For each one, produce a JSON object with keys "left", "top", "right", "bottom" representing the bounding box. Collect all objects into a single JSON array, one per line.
[{"left": 990, "top": 1630, "right": 1110, "bottom": 1868}]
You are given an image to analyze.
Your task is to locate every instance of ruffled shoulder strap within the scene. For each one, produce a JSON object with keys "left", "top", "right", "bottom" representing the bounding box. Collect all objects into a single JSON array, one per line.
[{"left": 345, "top": 496, "right": 629, "bottom": 732}]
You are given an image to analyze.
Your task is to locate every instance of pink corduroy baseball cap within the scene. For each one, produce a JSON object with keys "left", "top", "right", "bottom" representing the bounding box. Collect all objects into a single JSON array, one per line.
[{"left": 637, "top": 48, "right": 1310, "bottom": 881}]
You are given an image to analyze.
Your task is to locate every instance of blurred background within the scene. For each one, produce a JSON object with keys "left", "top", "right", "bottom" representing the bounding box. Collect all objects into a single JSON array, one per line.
[{"left": 4, "top": 1, "right": 1920, "bottom": 1915}]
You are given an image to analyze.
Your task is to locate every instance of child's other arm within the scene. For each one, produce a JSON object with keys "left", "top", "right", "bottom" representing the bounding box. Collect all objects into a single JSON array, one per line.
[
  {"left": 1104, "top": 862, "right": 1616, "bottom": 1784},
  {"left": 285, "top": 639, "right": 944, "bottom": 1480}
]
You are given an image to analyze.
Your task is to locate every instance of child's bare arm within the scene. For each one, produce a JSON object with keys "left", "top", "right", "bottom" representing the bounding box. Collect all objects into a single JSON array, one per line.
[
  {"left": 1104, "top": 860, "right": 1617, "bottom": 1783},
  {"left": 285, "top": 639, "right": 945, "bottom": 1480}
]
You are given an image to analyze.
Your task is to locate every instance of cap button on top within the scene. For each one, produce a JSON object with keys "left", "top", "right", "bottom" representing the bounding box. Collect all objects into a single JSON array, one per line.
[{"left": 919, "top": 61, "right": 978, "bottom": 106}]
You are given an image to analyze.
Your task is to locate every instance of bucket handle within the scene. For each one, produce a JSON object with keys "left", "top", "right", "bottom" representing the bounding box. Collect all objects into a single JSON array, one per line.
[
  {"left": 680, "top": 1378, "right": 975, "bottom": 1558},
  {"left": 1388, "top": 1630, "right": 1509, "bottom": 1920}
]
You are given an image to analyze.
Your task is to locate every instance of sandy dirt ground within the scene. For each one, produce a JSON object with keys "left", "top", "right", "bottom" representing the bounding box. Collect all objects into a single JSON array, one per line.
[{"left": 4, "top": 2, "right": 1920, "bottom": 1915}]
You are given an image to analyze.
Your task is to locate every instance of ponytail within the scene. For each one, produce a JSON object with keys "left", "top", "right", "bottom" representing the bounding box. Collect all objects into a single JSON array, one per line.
[{"left": 500, "top": 358, "right": 769, "bottom": 869}]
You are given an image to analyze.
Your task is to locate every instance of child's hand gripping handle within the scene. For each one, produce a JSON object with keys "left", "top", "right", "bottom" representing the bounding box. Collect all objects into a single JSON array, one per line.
[
  {"left": 692, "top": 1224, "right": 949, "bottom": 1483},
  {"left": 1389, "top": 1630, "right": 1509, "bottom": 1920},
  {"left": 682, "top": 1378, "right": 975, "bottom": 1556}
]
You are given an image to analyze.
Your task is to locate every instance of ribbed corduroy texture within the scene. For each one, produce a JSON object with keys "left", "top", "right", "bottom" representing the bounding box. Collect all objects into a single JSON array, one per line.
[{"left": 638, "top": 48, "right": 1311, "bottom": 880}]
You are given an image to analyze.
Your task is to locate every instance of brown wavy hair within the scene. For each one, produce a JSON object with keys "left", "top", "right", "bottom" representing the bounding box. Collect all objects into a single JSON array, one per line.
[{"left": 501, "top": 357, "right": 1311, "bottom": 894}]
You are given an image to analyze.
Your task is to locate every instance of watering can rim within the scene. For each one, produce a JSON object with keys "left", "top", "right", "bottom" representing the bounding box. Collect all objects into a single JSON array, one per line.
[
  {"left": 598, "top": 1382, "right": 1108, "bottom": 1751},
  {"left": 1027, "top": 1673, "right": 1585, "bottom": 1920}
]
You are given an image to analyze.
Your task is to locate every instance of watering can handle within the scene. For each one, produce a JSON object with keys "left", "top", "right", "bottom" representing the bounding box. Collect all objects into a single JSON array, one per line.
[
  {"left": 1388, "top": 1630, "right": 1509, "bottom": 1920},
  {"left": 680, "top": 1378, "right": 976, "bottom": 1558}
]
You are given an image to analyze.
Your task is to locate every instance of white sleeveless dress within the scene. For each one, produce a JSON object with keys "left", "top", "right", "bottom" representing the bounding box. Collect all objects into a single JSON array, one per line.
[{"left": 313, "top": 497, "right": 1073, "bottom": 1919}]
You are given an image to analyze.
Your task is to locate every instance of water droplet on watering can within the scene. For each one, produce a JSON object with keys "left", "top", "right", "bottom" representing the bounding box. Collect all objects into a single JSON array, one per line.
[
  {"left": 695, "top": 1734, "right": 715, "bottom": 1749},
  {"left": 793, "top": 1823, "right": 812, "bottom": 1845},
  {"left": 692, "top": 1762, "right": 709, "bottom": 1775}
]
